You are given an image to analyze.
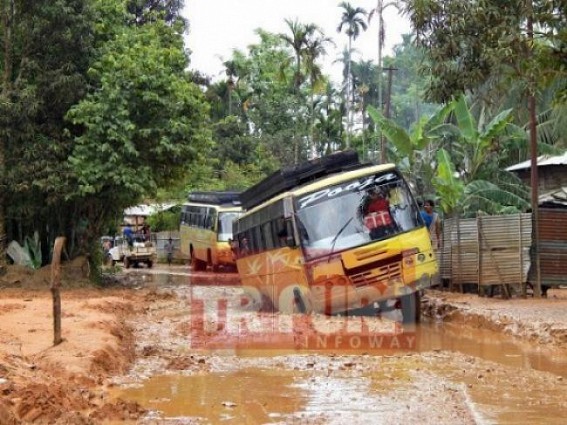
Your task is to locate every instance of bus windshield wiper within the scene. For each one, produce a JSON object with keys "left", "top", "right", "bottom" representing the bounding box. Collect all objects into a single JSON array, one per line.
[{"left": 328, "top": 217, "right": 353, "bottom": 261}]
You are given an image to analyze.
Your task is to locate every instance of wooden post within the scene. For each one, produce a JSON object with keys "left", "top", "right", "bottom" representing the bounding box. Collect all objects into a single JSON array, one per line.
[
  {"left": 51, "top": 237, "right": 66, "bottom": 346},
  {"left": 519, "top": 214, "right": 526, "bottom": 298}
]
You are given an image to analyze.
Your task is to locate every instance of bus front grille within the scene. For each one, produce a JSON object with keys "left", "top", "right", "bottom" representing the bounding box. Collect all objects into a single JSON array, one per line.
[{"left": 349, "top": 262, "right": 402, "bottom": 288}]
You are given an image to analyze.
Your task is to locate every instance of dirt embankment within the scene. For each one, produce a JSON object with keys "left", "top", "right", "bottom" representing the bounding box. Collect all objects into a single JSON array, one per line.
[
  {"left": 423, "top": 288, "right": 567, "bottom": 347},
  {"left": 0, "top": 264, "right": 155, "bottom": 424}
]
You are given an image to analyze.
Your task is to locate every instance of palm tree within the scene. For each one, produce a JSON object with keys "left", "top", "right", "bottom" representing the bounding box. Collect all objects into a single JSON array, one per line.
[
  {"left": 352, "top": 61, "right": 378, "bottom": 129},
  {"left": 223, "top": 59, "right": 239, "bottom": 116},
  {"left": 304, "top": 30, "right": 334, "bottom": 157},
  {"left": 337, "top": 1, "right": 368, "bottom": 148},
  {"left": 280, "top": 19, "right": 318, "bottom": 92},
  {"left": 280, "top": 19, "right": 320, "bottom": 162},
  {"left": 368, "top": 0, "right": 400, "bottom": 162}
]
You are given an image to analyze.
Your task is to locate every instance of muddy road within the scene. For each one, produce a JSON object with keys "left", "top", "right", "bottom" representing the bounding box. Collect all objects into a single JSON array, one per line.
[{"left": 109, "top": 267, "right": 567, "bottom": 425}]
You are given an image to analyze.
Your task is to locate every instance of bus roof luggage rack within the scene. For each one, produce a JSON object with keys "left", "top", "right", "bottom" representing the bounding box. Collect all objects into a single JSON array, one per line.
[
  {"left": 187, "top": 191, "right": 241, "bottom": 206},
  {"left": 240, "top": 150, "right": 362, "bottom": 210}
]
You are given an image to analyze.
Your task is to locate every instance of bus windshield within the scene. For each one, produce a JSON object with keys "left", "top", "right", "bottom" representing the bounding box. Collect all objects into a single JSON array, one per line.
[
  {"left": 217, "top": 211, "right": 242, "bottom": 242},
  {"left": 295, "top": 172, "right": 422, "bottom": 260}
]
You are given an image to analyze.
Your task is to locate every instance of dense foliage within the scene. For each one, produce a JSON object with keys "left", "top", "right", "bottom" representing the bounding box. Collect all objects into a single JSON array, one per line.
[
  {"left": 0, "top": 0, "right": 210, "bottom": 278},
  {"left": 1, "top": 0, "right": 565, "bottom": 276}
]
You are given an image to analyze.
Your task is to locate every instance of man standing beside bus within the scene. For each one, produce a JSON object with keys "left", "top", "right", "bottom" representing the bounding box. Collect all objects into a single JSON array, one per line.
[{"left": 421, "top": 199, "right": 441, "bottom": 249}]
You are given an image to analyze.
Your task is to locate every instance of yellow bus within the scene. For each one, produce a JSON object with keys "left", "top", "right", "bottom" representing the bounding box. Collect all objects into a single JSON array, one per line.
[
  {"left": 233, "top": 154, "right": 438, "bottom": 322},
  {"left": 179, "top": 191, "right": 243, "bottom": 272}
]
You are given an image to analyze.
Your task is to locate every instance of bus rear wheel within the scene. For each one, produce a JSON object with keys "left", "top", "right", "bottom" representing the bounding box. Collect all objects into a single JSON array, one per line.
[{"left": 191, "top": 252, "right": 207, "bottom": 272}]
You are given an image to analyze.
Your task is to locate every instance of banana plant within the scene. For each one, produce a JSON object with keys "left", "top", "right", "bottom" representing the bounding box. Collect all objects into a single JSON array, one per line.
[
  {"left": 433, "top": 94, "right": 530, "bottom": 215},
  {"left": 434, "top": 148, "right": 529, "bottom": 216},
  {"left": 367, "top": 102, "right": 454, "bottom": 196}
]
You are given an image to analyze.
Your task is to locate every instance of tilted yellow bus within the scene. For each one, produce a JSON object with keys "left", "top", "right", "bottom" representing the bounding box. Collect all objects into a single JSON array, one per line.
[
  {"left": 179, "top": 191, "right": 243, "bottom": 272},
  {"left": 233, "top": 153, "right": 438, "bottom": 322}
]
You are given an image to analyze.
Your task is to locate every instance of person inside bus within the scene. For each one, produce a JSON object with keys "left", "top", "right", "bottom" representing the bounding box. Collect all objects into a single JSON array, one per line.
[
  {"left": 239, "top": 236, "right": 250, "bottom": 257},
  {"left": 362, "top": 188, "right": 396, "bottom": 240}
]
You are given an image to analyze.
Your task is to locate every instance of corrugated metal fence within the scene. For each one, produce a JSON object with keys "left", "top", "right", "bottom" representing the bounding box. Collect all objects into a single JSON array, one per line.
[
  {"left": 153, "top": 231, "right": 181, "bottom": 262},
  {"left": 440, "top": 213, "right": 532, "bottom": 289},
  {"left": 531, "top": 208, "right": 567, "bottom": 286}
]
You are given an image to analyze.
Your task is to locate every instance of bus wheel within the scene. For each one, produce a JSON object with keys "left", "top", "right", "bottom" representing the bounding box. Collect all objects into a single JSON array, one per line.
[
  {"left": 147, "top": 260, "right": 153, "bottom": 269},
  {"left": 124, "top": 256, "right": 131, "bottom": 269},
  {"left": 191, "top": 252, "right": 206, "bottom": 271},
  {"left": 400, "top": 291, "right": 421, "bottom": 324},
  {"left": 278, "top": 286, "right": 312, "bottom": 314}
]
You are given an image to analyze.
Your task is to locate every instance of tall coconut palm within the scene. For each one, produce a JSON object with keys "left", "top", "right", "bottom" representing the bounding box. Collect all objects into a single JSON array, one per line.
[
  {"left": 280, "top": 19, "right": 319, "bottom": 163},
  {"left": 368, "top": 0, "right": 399, "bottom": 162},
  {"left": 337, "top": 1, "right": 368, "bottom": 148},
  {"left": 223, "top": 59, "right": 239, "bottom": 116},
  {"left": 304, "top": 30, "right": 334, "bottom": 157},
  {"left": 280, "top": 19, "right": 318, "bottom": 92}
]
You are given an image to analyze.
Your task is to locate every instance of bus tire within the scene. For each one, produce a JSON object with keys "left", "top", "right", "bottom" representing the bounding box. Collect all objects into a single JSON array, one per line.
[
  {"left": 206, "top": 250, "right": 213, "bottom": 272},
  {"left": 190, "top": 251, "right": 206, "bottom": 272},
  {"left": 401, "top": 291, "right": 421, "bottom": 324},
  {"left": 278, "top": 286, "right": 312, "bottom": 314},
  {"left": 147, "top": 260, "right": 153, "bottom": 269},
  {"left": 124, "top": 256, "right": 131, "bottom": 269}
]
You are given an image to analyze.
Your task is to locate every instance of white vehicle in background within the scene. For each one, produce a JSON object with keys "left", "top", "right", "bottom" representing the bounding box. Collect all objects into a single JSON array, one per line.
[
  {"left": 105, "top": 236, "right": 156, "bottom": 268},
  {"left": 105, "top": 236, "right": 125, "bottom": 265}
]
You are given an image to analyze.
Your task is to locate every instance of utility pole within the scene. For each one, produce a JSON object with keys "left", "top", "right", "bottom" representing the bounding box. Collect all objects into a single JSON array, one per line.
[{"left": 527, "top": 1, "right": 541, "bottom": 297}]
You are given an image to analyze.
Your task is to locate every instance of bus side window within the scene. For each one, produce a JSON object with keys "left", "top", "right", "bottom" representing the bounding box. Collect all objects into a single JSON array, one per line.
[
  {"left": 275, "top": 218, "right": 287, "bottom": 248},
  {"left": 263, "top": 222, "right": 275, "bottom": 250},
  {"left": 252, "top": 226, "right": 263, "bottom": 253}
]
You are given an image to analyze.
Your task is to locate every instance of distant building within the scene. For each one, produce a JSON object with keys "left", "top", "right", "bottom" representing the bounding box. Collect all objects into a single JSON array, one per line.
[
  {"left": 507, "top": 152, "right": 567, "bottom": 288},
  {"left": 506, "top": 152, "right": 567, "bottom": 207},
  {"left": 123, "top": 203, "right": 176, "bottom": 231}
]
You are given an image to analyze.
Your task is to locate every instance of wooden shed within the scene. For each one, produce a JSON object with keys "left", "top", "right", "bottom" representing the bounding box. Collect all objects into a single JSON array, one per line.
[{"left": 507, "top": 152, "right": 567, "bottom": 289}]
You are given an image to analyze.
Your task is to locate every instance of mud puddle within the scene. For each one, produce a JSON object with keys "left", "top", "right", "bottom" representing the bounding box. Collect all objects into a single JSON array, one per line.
[
  {"left": 110, "top": 280, "right": 567, "bottom": 424},
  {"left": 112, "top": 368, "right": 305, "bottom": 424}
]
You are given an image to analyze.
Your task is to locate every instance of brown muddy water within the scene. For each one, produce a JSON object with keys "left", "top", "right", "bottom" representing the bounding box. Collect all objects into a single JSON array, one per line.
[{"left": 114, "top": 271, "right": 567, "bottom": 424}]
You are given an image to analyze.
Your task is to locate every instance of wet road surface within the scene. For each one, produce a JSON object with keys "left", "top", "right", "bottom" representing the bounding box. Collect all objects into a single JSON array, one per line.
[{"left": 111, "top": 267, "right": 567, "bottom": 424}]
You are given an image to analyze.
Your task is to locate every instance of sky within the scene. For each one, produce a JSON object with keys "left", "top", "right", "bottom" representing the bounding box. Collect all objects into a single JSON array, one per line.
[{"left": 184, "top": 0, "right": 411, "bottom": 84}]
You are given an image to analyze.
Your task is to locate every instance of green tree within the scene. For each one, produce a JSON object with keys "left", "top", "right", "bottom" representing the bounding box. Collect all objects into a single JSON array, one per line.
[
  {"left": 337, "top": 1, "right": 368, "bottom": 147},
  {"left": 1, "top": 0, "right": 95, "bottom": 260},
  {"left": 67, "top": 18, "right": 211, "bottom": 274}
]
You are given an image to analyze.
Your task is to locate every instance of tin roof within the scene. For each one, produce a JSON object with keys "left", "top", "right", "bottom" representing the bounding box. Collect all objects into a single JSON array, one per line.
[
  {"left": 124, "top": 203, "right": 175, "bottom": 217},
  {"left": 506, "top": 151, "right": 567, "bottom": 171},
  {"left": 539, "top": 186, "right": 567, "bottom": 207}
]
